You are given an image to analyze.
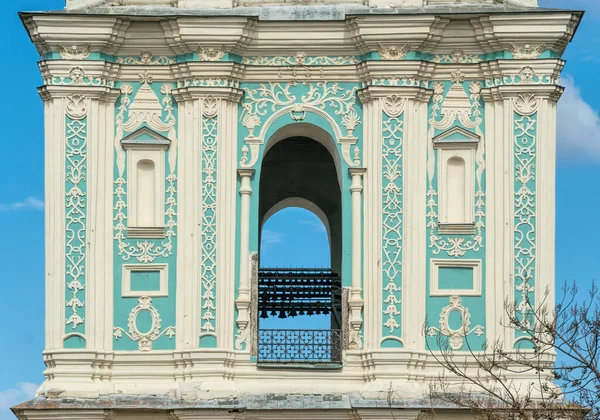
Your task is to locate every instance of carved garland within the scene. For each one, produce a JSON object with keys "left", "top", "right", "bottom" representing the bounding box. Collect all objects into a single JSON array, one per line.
[
  {"left": 116, "top": 51, "right": 175, "bottom": 65},
  {"left": 427, "top": 296, "right": 484, "bottom": 351},
  {"left": 114, "top": 72, "right": 178, "bottom": 264},
  {"left": 47, "top": 66, "right": 115, "bottom": 88},
  {"left": 427, "top": 71, "right": 486, "bottom": 258},
  {"left": 513, "top": 93, "right": 538, "bottom": 332},
  {"left": 65, "top": 95, "right": 88, "bottom": 334},
  {"left": 432, "top": 50, "right": 482, "bottom": 64},
  {"left": 239, "top": 82, "right": 361, "bottom": 168},
  {"left": 200, "top": 96, "right": 219, "bottom": 339},
  {"left": 113, "top": 296, "right": 175, "bottom": 351},
  {"left": 381, "top": 95, "right": 405, "bottom": 340}
]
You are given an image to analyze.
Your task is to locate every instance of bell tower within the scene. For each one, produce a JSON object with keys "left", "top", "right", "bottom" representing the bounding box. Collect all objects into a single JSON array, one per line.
[{"left": 16, "top": 0, "right": 576, "bottom": 418}]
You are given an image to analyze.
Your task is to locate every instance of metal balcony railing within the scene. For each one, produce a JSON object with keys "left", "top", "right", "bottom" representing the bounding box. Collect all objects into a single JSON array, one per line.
[
  {"left": 258, "top": 268, "right": 341, "bottom": 319},
  {"left": 257, "top": 329, "right": 342, "bottom": 364}
]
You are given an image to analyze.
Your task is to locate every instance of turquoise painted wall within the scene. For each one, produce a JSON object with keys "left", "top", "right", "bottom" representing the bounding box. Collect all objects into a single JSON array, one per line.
[
  {"left": 425, "top": 78, "right": 487, "bottom": 351},
  {"left": 112, "top": 81, "right": 178, "bottom": 351}
]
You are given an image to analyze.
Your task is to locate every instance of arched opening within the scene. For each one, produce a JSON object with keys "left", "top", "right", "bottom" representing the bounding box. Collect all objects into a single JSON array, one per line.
[{"left": 256, "top": 133, "right": 342, "bottom": 365}]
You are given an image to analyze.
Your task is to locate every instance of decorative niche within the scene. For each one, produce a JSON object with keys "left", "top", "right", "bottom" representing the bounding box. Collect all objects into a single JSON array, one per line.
[
  {"left": 433, "top": 126, "right": 480, "bottom": 235},
  {"left": 121, "top": 127, "right": 170, "bottom": 239}
]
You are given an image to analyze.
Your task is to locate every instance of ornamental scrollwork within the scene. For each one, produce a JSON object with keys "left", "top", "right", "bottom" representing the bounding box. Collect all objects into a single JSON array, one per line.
[
  {"left": 382, "top": 96, "right": 405, "bottom": 336},
  {"left": 235, "top": 326, "right": 249, "bottom": 351},
  {"left": 367, "top": 76, "right": 424, "bottom": 88},
  {"left": 114, "top": 72, "right": 178, "bottom": 264},
  {"left": 432, "top": 50, "right": 482, "bottom": 64},
  {"left": 177, "top": 78, "right": 240, "bottom": 89},
  {"left": 113, "top": 296, "right": 175, "bottom": 351},
  {"left": 508, "top": 42, "right": 547, "bottom": 59},
  {"left": 47, "top": 66, "right": 115, "bottom": 88},
  {"left": 241, "top": 52, "right": 359, "bottom": 66},
  {"left": 377, "top": 43, "right": 410, "bottom": 60},
  {"left": 116, "top": 51, "right": 175, "bottom": 65},
  {"left": 239, "top": 82, "right": 361, "bottom": 168},
  {"left": 513, "top": 94, "right": 538, "bottom": 331},
  {"left": 348, "top": 327, "right": 363, "bottom": 351},
  {"left": 200, "top": 108, "right": 218, "bottom": 336},
  {"left": 427, "top": 71, "right": 486, "bottom": 258},
  {"left": 58, "top": 44, "right": 91, "bottom": 60},
  {"left": 65, "top": 106, "right": 88, "bottom": 332},
  {"left": 427, "top": 296, "right": 484, "bottom": 350},
  {"left": 485, "top": 67, "right": 558, "bottom": 88}
]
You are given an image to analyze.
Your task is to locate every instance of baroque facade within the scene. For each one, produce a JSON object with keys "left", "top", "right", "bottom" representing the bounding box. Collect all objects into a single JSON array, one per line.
[{"left": 17, "top": 0, "right": 579, "bottom": 419}]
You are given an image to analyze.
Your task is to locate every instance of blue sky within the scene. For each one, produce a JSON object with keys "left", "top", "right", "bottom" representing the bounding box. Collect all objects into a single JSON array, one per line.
[{"left": 0, "top": 0, "right": 599, "bottom": 418}]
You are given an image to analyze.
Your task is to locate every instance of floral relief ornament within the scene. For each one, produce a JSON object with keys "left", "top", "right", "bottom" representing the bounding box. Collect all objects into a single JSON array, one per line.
[
  {"left": 202, "top": 96, "right": 219, "bottom": 118},
  {"left": 116, "top": 51, "right": 175, "bottom": 65},
  {"left": 113, "top": 296, "right": 175, "bottom": 351},
  {"left": 239, "top": 82, "right": 360, "bottom": 168},
  {"left": 427, "top": 296, "right": 484, "bottom": 350},
  {"left": 513, "top": 93, "right": 539, "bottom": 116},
  {"left": 66, "top": 95, "right": 87, "bottom": 120},
  {"left": 432, "top": 49, "right": 482, "bottom": 64}
]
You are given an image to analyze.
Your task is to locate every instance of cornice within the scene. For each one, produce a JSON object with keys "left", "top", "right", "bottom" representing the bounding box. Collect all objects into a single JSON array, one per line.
[{"left": 22, "top": 11, "right": 580, "bottom": 61}]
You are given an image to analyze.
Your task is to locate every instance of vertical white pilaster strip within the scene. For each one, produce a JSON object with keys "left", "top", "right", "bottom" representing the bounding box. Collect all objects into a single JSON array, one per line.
[
  {"left": 537, "top": 94, "right": 558, "bottom": 312},
  {"left": 415, "top": 98, "right": 430, "bottom": 349},
  {"left": 505, "top": 97, "right": 515, "bottom": 346},
  {"left": 102, "top": 98, "right": 115, "bottom": 351},
  {"left": 362, "top": 98, "right": 383, "bottom": 349},
  {"left": 216, "top": 99, "right": 238, "bottom": 350},
  {"left": 44, "top": 95, "right": 66, "bottom": 350},
  {"left": 86, "top": 97, "right": 98, "bottom": 350},
  {"left": 484, "top": 97, "right": 498, "bottom": 341}
]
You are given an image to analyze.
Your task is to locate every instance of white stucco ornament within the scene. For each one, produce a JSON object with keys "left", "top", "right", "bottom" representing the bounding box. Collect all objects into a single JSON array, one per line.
[{"left": 66, "top": 0, "right": 538, "bottom": 10}]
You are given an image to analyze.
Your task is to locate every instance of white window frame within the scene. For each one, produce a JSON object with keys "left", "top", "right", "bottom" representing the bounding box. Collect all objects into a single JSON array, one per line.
[
  {"left": 430, "top": 258, "right": 482, "bottom": 297},
  {"left": 122, "top": 263, "right": 169, "bottom": 297}
]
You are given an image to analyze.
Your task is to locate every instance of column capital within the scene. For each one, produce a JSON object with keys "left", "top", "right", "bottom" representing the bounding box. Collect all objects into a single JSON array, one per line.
[
  {"left": 349, "top": 167, "right": 367, "bottom": 177},
  {"left": 238, "top": 168, "right": 256, "bottom": 179},
  {"left": 38, "top": 85, "right": 120, "bottom": 102},
  {"left": 173, "top": 86, "right": 243, "bottom": 103},
  {"left": 482, "top": 84, "right": 563, "bottom": 103},
  {"left": 359, "top": 86, "right": 431, "bottom": 103}
]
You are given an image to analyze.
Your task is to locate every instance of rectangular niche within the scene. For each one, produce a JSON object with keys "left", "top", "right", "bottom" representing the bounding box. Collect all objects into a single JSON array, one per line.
[
  {"left": 430, "top": 259, "right": 481, "bottom": 296},
  {"left": 122, "top": 127, "right": 170, "bottom": 239},
  {"left": 122, "top": 264, "right": 168, "bottom": 297},
  {"left": 434, "top": 126, "right": 479, "bottom": 235}
]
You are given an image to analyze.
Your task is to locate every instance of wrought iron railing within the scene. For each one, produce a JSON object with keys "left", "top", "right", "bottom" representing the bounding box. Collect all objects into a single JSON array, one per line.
[
  {"left": 257, "top": 329, "right": 342, "bottom": 364},
  {"left": 258, "top": 268, "right": 341, "bottom": 319}
]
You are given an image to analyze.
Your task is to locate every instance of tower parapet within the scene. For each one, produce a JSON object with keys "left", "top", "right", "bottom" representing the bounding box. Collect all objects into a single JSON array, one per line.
[{"left": 65, "top": 0, "right": 538, "bottom": 10}]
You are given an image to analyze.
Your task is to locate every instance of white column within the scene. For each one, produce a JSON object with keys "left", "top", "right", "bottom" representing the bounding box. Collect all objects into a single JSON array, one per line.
[
  {"left": 348, "top": 167, "right": 366, "bottom": 349},
  {"left": 235, "top": 168, "right": 254, "bottom": 349}
]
